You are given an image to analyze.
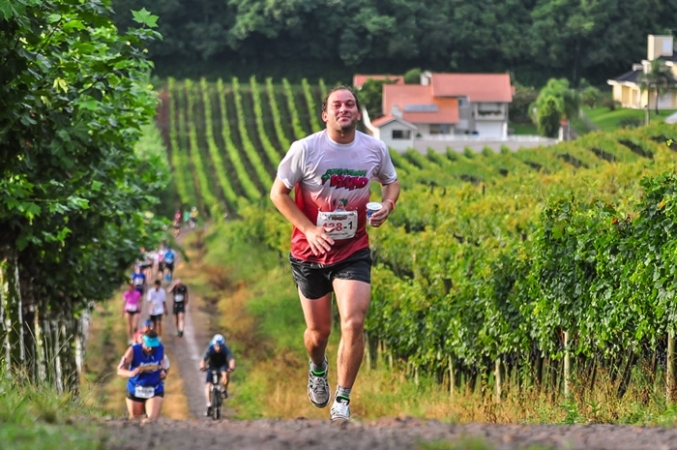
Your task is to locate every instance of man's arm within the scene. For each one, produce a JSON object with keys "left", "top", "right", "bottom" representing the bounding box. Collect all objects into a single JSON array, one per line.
[
  {"left": 369, "top": 180, "right": 401, "bottom": 228},
  {"left": 269, "top": 177, "right": 334, "bottom": 256}
]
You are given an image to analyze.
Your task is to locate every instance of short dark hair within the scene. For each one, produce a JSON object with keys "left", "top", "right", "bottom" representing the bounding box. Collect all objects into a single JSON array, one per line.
[
  {"left": 154, "top": 279, "right": 161, "bottom": 286},
  {"left": 322, "top": 86, "right": 361, "bottom": 113}
]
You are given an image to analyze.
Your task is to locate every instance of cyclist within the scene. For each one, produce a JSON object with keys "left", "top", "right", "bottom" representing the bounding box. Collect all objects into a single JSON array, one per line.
[
  {"left": 168, "top": 278, "right": 188, "bottom": 337},
  {"left": 163, "top": 246, "right": 176, "bottom": 283},
  {"left": 199, "top": 334, "right": 235, "bottom": 417},
  {"left": 131, "top": 265, "right": 147, "bottom": 296},
  {"left": 146, "top": 279, "right": 167, "bottom": 336},
  {"left": 173, "top": 209, "right": 182, "bottom": 238},
  {"left": 189, "top": 207, "right": 199, "bottom": 229},
  {"left": 122, "top": 283, "right": 143, "bottom": 344},
  {"left": 117, "top": 330, "right": 170, "bottom": 421}
]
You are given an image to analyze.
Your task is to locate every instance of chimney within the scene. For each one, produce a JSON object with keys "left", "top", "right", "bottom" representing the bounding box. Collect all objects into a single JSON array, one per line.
[
  {"left": 648, "top": 34, "right": 673, "bottom": 60},
  {"left": 420, "top": 71, "right": 432, "bottom": 86},
  {"left": 391, "top": 104, "right": 402, "bottom": 118}
]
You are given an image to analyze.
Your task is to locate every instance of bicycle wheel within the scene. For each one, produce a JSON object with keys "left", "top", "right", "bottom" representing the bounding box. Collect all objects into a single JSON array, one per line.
[{"left": 210, "top": 388, "right": 219, "bottom": 420}]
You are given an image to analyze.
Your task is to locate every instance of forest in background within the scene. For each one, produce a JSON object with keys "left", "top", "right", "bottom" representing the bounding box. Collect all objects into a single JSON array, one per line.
[{"left": 110, "top": 0, "right": 677, "bottom": 86}]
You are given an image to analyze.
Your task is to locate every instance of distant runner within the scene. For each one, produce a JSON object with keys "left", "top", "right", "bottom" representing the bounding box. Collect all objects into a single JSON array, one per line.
[
  {"left": 163, "top": 246, "right": 176, "bottom": 283},
  {"left": 168, "top": 278, "right": 188, "bottom": 337},
  {"left": 269, "top": 86, "right": 399, "bottom": 422},
  {"left": 131, "top": 265, "right": 147, "bottom": 295},
  {"left": 189, "top": 206, "right": 199, "bottom": 229},
  {"left": 199, "top": 334, "right": 236, "bottom": 416},
  {"left": 122, "top": 283, "right": 143, "bottom": 344},
  {"left": 146, "top": 280, "right": 167, "bottom": 336},
  {"left": 133, "top": 319, "right": 154, "bottom": 345},
  {"left": 173, "top": 209, "right": 182, "bottom": 238},
  {"left": 117, "top": 330, "right": 170, "bottom": 421}
]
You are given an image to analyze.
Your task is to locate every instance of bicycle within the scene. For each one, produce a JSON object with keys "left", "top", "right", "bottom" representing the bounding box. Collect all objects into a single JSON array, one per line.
[{"left": 204, "top": 368, "right": 228, "bottom": 420}]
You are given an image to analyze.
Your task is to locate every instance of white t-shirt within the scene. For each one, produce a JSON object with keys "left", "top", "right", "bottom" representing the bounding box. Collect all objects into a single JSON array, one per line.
[
  {"left": 277, "top": 130, "right": 397, "bottom": 264},
  {"left": 146, "top": 287, "right": 166, "bottom": 315}
]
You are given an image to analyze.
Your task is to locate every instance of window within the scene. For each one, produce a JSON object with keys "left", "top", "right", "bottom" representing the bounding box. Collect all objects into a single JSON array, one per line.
[
  {"left": 392, "top": 129, "right": 411, "bottom": 139},
  {"left": 429, "top": 124, "right": 450, "bottom": 135},
  {"left": 458, "top": 96, "right": 469, "bottom": 107}
]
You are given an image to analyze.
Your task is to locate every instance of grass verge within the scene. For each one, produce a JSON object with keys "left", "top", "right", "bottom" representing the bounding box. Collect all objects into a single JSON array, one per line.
[{"left": 0, "top": 376, "right": 107, "bottom": 450}]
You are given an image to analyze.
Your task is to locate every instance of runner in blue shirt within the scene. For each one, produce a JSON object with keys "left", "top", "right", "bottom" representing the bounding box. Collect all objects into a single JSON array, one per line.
[
  {"left": 163, "top": 246, "right": 176, "bottom": 283},
  {"left": 117, "top": 330, "right": 170, "bottom": 421},
  {"left": 131, "top": 265, "right": 147, "bottom": 295}
]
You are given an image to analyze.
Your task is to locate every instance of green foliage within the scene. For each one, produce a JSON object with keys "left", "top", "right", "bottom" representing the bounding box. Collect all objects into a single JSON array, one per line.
[
  {"left": 580, "top": 86, "right": 601, "bottom": 108},
  {"left": 404, "top": 68, "right": 422, "bottom": 84},
  {"left": 111, "top": 0, "right": 677, "bottom": 86},
  {"left": 509, "top": 83, "right": 539, "bottom": 123},
  {"left": 534, "top": 96, "right": 562, "bottom": 137},
  {"left": 361, "top": 78, "right": 398, "bottom": 120},
  {"left": 0, "top": 376, "right": 106, "bottom": 450}
]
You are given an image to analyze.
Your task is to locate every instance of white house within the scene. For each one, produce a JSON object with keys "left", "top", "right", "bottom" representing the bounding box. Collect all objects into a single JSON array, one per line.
[{"left": 366, "top": 114, "right": 417, "bottom": 151}]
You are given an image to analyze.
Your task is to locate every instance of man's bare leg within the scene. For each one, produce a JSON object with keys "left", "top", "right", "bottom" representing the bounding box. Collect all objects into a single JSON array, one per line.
[{"left": 332, "top": 279, "right": 370, "bottom": 390}]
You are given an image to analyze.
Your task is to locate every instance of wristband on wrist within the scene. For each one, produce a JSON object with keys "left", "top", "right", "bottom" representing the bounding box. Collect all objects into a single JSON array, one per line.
[{"left": 384, "top": 199, "right": 396, "bottom": 211}]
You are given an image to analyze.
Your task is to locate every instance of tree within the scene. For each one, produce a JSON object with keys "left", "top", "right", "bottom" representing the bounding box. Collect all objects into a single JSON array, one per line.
[
  {"left": 639, "top": 59, "right": 677, "bottom": 115},
  {"left": 0, "top": 0, "right": 165, "bottom": 389},
  {"left": 403, "top": 68, "right": 422, "bottom": 84},
  {"left": 530, "top": 78, "right": 580, "bottom": 136},
  {"left": 360, "top": 78, "right": 399, "bottom": 120}
]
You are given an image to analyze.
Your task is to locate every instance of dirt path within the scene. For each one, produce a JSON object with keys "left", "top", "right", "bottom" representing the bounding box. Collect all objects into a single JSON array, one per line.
[
  {"left": 104, "top": 417, "right": 677, "bottom": 450},
  {"left": 162, "top": 228, "right": 232, "bottom": 420}
]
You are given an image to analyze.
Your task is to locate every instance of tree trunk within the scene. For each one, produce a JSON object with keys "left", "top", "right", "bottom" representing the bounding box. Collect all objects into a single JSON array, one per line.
[{"left": 0, "top": 248, "right": 25, "bottom": 377}]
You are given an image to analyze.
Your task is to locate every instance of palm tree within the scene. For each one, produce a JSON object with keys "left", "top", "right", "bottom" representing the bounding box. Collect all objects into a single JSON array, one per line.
[{"left": 639, "top": 60, "right": 677, "bottom": 115}]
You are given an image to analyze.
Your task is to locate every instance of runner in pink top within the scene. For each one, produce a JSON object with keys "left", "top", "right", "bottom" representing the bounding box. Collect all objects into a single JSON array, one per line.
[
  {"left": 270, "top": 86, "right": 400, "bottom": 422},
  {"left": 122, "top": 283, "right": 142, "bottom": 343}
]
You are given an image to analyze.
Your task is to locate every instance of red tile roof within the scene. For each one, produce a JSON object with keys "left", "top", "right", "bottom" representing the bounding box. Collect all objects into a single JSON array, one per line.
[
  {"left": 370, "top": 114, "right": 417, "bottom": 128},
  {"left": 353, "top": 74, "right": 405, "bottom": 89},
  {"left": 430, "top": 73, "right": 513, "bottom": 102},
  {"left": 370, "top": 114, "right": 396, "bottom": 127},
  {"left": 382, "top": 85, "right": 459, "bottom": 124}
]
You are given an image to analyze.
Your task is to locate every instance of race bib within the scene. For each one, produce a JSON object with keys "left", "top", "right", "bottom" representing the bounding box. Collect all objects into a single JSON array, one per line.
[
  {"left": 316, "top": 210, "right": 357, "bottom": 240},
  {"left": 165, "top": 255, "right": 174, "bottom": 263},
  {"left": 134, "top": 278, "right": 143, "bottom": 285},
  {"left": 174, "top": 294, "right": 184, "bottom": 302},
  {"left": 134, "top": 386, "right": 155, "bottom": 399},
  {"left": 125, "top": 304, "right": 138, "bottom": 312}
]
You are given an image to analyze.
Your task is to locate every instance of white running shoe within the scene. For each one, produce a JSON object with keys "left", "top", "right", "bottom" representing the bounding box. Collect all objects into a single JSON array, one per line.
[
  {"left": 307, "top": 358, "right": 330, "bottom": 408},
  {"left": 330, "top": 399, "right": 350, "bottom": 422}
]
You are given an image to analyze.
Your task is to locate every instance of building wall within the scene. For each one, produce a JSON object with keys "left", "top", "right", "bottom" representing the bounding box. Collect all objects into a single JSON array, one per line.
[{"left": 378, "top": 121, "right": 414, "bottom": 152}]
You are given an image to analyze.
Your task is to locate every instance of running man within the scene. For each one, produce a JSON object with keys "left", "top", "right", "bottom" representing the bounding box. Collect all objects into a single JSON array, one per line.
[
  {"left": 122, "top": 283, "right": 143, "bottom": 344},
  {"left": 163, "top": 246, "right": 176, "bottom": 283},
  {"left": 199, "top": 334, "right": 235, "bottom": 416},
  {"left": 117, "top": 330, "right": 170, "bottom": 421},
  {"left": 269, "top": 86, "right": 399, "bottom": 421},
  {"left": 146, "top": 280, "right": 167, "bottom": 336},
  {"left": 168, "top": 278, "right": 188, "bottom": 337}
]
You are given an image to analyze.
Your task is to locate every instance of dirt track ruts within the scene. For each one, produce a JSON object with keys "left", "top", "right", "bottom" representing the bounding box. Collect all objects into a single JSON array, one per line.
[{"left": 104, "top": 416, "right": 677, "bottom": 450}]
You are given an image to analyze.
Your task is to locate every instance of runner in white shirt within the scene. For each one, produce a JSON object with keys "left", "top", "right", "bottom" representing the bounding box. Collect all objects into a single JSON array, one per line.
[
  {"left": 270, "top": 86, "right": 400, "bottom": 422},
  {"left": 146, "top": 280, "right": 167, "bottom": 336}
]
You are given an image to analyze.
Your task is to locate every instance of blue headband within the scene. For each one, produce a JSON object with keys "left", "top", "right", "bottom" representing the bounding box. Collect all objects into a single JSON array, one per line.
[{"left": 143, "top": 335, "right": 160, "bottom": 348}]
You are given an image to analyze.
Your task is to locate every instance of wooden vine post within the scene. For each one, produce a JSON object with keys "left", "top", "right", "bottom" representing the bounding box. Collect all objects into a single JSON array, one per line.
[
  {"left": 668, "top": 331, "right": 675, "bottom": 402},
  {"left": 564, "top": 331, "right": 570, "bottom": 399}
]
